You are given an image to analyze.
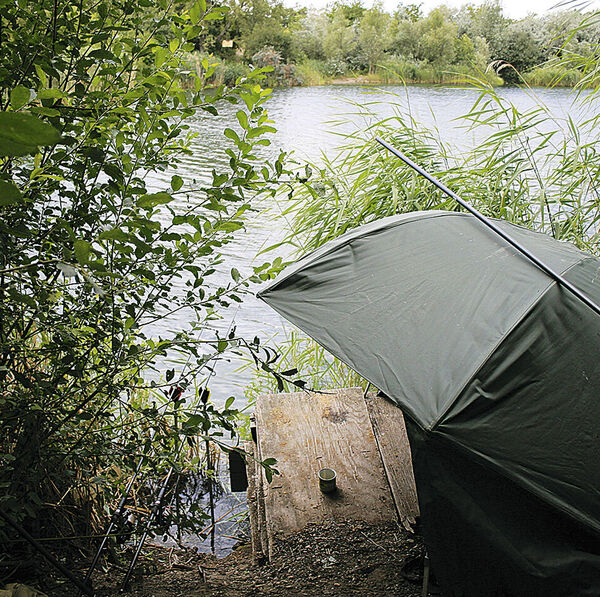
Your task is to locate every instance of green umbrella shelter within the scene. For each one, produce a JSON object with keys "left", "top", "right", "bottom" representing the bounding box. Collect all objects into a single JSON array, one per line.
[{"left": 258, "top": 211, "right": 600, "bottom": 596}]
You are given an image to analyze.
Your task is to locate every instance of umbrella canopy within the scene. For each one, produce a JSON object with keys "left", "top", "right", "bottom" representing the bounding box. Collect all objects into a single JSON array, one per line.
[{"left": 258, "top": 211, "right": 600, "bottom": 596}]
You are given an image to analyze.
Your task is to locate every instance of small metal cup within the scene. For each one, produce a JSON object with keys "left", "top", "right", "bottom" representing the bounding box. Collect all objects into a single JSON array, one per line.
[{"left": 318, "top": 468, "right": 337, "bottom": 493}]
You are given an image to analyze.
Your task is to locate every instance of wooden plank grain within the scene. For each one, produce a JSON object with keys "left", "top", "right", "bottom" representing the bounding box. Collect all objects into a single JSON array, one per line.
[
  {"left": 244, "top": 441, "right": 263, "bottom": 559},
  {"left": 254, "top": 388, "right": 396, "bottom": 544},
  {"left": 365, "top": 393, "right": 420, "bottom": 531}
]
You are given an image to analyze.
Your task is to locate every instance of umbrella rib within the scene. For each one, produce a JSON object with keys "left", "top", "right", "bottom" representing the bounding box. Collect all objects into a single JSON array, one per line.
[{"left": 375, "top": 137, "right": 600, "bottom": 318}]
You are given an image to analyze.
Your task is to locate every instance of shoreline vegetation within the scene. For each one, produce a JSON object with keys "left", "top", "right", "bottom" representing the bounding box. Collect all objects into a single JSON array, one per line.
[
  {"left": 183, "top": 55, "right": 592, "bottom": 90},
  {"left": 186, "top": 0, "right": 600, "bottom": 89},
  {"left": 185, "top": 54, "right": 589, "bottom": 88}
]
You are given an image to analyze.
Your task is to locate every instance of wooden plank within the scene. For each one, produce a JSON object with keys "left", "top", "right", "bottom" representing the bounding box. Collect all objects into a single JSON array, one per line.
[
  {"left": 365, "top": 393, "right": 420, "bottom": 531},
  {"left": 256, "top": 458, "right": 269, "bottom": 558},
  {"left": 254, "top": 388, "right": 397, "bottom": 544},
  {"left": 244, "top": 441, "right": 263, "bottom": 559}
]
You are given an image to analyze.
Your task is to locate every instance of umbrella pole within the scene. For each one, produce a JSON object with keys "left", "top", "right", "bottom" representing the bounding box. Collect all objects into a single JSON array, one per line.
[{"left": 376, "top": 137, "right": 600, "bottom": 318}]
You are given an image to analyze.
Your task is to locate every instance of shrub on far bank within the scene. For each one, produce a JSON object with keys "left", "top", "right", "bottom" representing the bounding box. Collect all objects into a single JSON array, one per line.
[
  {"left": 252, "top": 46, "right": 303, "bottom": 87},
  {"left": 295, "top": 59, "right": 328, "bottom": 85},
  {"left": 523, "top": 65, "right": 584, "bottom": 87},
  {"left": 374, "top": 56, "right": 503, "bottom": 85}
]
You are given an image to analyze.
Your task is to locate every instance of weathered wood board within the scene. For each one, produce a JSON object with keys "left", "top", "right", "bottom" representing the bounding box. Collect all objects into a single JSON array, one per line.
[
  {"left": 244, "top": 441, "right": 264, "bottom": 558},
  {"left": 364, "top": 393, "right": 420, "bottom": 530},
  {"left": 254, "top": 388, "right": 397, "bottom": 548}
]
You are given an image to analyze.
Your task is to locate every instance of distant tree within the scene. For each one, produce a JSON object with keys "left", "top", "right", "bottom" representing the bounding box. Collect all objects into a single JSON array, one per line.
[
  {"left": 245, "top": 20, "right": 294, "bottom": 58},
  {"left": 391, "top": 17, "right": 421, "bottom": 59},
  {"left": 455, "top": 33, "right": 475, "bottom": 64},
  {"left": 203, "top": 0, "right": 303, "bottom": 60},
  {"left": 327, "top": 1, "right": 365, "bottom": 24},
  {"left": 495, "top": 19, "right": 546, "bottom": 82},
  {"left": 291, "top": 10, "right": 328, "bottom": 60},
  {"left": 455, "top": 0, "right": 507, "bottom": 58},
  {"left": 538, "top": 10, "right": 600, "bottom": 59},
  {"left": 419, "top": 7, "right": 458, "bottom": 66},
  {"left": 323, "top": 6, "right": 360, "bottom": 63},
  {"left": 358, "top": 2, "right": 392, "bottom": 73},
  {"left": 395, "top": 2, "right": 423, "bottom": 23},
  {"left": 473, "top": 35, "right": 492, "bottom": 70}
]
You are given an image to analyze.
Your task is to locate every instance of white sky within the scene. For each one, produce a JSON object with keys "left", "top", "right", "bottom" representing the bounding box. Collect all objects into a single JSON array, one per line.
[{"left": 283, "top": 0, "right": 600, "bottom": 20}]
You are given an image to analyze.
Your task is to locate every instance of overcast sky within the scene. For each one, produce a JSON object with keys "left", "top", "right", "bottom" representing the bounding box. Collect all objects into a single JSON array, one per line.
[{"left": 283, "top": 0, "right": 600, "bottom": 20}]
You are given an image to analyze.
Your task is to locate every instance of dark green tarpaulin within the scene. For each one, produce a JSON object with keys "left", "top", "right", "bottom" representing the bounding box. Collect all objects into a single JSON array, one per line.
[{"left": 258, "top": 211, "right": 600, "bottom": 596}]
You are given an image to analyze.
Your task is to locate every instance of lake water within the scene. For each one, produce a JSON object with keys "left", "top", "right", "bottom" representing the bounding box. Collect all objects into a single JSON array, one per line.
[{"left": 148, "top": 83, "right": 588, "bottom": 554}]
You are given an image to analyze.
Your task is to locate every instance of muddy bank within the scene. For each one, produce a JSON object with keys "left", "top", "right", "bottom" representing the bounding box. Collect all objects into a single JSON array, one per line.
[{"left": 85, "top": 520, "right": 425, "bottom": 596}]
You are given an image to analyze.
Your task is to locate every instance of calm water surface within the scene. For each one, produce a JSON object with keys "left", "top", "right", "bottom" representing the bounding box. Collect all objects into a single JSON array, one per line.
[{"left": 148, "top": 84, "right": 587, "bottom": 554}]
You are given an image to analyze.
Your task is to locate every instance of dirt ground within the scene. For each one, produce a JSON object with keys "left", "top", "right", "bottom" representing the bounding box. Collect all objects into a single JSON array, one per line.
[{"left": 37, "top": 520, "right": 426, "bottom": 596}]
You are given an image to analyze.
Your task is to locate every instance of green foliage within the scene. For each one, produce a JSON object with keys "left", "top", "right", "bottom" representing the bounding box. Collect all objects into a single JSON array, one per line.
[
  {"left": 188, "top": 0, "right": 596, "bottom": 87},
  {"left": 288, "top": 69, "right": 600, "bottom": 255},
  {"left": 295, "top": 59, "right": 328, "bottom": 85},
  {"left": 358, "top": 2, "right": 392, "bottom": 74},
  {"left": 245, "top": 331, "right": 367, "bottom": 401},
  {"left": 222, "top": 60, "right": 251, "bottom": 86},
  {"left": 209, "top": 0, "right": 303, "bottom": 61},
  {"left": 323, "top": 6, "right": 360, "bottom": 64},
  {"left": 291, "top": 11, "right": 328, "bottom": 61},
  {"left": 245, "top": 21, "right": 293, "bottom": 60},
  {"left": 0, "top": 0, "right": 286, "bottom": 557},
  {"left": 494, "top": 20, "right": 547, "bottom": 83},
  {"left": 374, "top": 57, "right": 502, "bottom": 85},
  {"left": 0, "top": 112, "right": 61, "bottom": 156},
  {"left": 251, "top": 47, "right": 302, "bottom": 86}
]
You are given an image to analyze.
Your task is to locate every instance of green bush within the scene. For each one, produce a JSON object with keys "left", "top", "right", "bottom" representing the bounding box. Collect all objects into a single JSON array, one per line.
[
  {"left": 252, "top": 47, "right": 302, "bottom": 87},
  {"left": 221, "top": 61, "right": 251, "bottom": 86},
  {"left": 524, "top": 65, "right": 584, "bottom": 87},
  {"left": 295, "top": 60, "right": 328, "bottom": 85},
  {"left": 0, "top": 0, "right": 285, "bottom": 564}
]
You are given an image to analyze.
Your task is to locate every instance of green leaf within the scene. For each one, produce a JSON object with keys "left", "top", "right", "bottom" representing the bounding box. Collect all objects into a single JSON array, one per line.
[
  {"left": 37, "top": 88, "right": 66, "bottom": 100},
  {"left": 88, "top": 49, "right": 116, "bottom": 61},
  {"left": 204, "top": 10, "right": 224, "bottom": 20},
  {"left": 7, "top": 287, "right": 36, "bottom": 307},
  {"left": 0, "top": 180, "right": 23, "bottom": 206},
  {"left": 171, "top": 175, "right": 183, "bottom": 192},
  {"left": 231, "top": 267, "right": 240, "bottom": 282},
  {"left": 236, "top": 110, "right": 249, "bottom": 130},
  {"left": 73, "top": 240, "right": 92, "bottom": 264},
  {"left": 0, "top": 112, "right": 61, "bottom": 157},
  {"left": 155, "top": 47, "right": 168, "bottom": 68},
  {"left": 189, "top": 0, "right": 202, "bottom": 23},
  {"left": 223, "top": 128, "right": 240, "bottom": 143},
  {"left": 10, "top": 86, "right": 32, "bottom": 110},
  {"left": 99, "top": 228, "right": 129, "bottom": 242},
  {"left": 225, "top": 396, "right": 235, "bottom": 409},
  {"left": 247, "top": 125, "right": 277, "bottom": 139},
  {"left": 30, "top": 107, "right": 60, "bottom": 117},
  {"left": 137, "top": 192, "right": 173, "bottom": 208}
]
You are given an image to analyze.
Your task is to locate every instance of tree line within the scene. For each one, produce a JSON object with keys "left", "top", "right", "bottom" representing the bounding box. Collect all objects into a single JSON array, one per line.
[{"left": 195, "top": 0, "right": 600, "bottom": 84}]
